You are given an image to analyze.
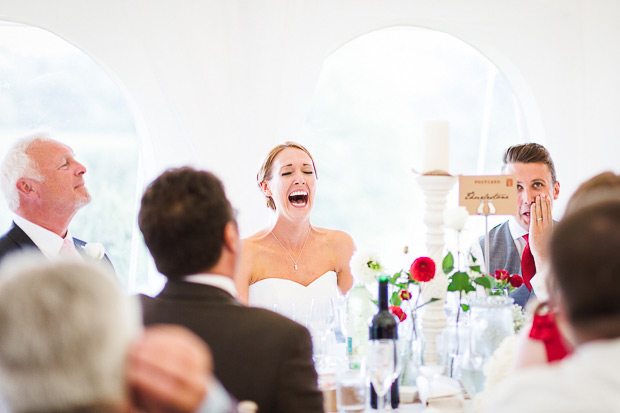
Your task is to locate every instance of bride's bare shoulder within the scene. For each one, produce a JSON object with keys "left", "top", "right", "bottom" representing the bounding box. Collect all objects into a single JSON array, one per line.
[
  {"left": 314, "top": 227, "right": 354, "bottom": 246},
  {"left": 242, "top": 229, "right": 272, "bottom": 252}
]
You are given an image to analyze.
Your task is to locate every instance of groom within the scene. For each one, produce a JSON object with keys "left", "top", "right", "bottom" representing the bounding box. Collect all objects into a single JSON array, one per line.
[
  {"left": 0, "top": 133, "right": 113, "bottom": 268},
  {"left": 138, "top": 166, "right": 323, "bottom": 413}
]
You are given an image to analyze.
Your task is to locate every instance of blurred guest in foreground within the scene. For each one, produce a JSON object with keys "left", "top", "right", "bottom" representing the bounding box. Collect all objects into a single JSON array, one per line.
[
  {"left": 138, "top": 167, "right": 323, "bottom": 413},
  {"left": 485, "top": 200, "right": 620, "bottom": 412},
  {"left": 515, "top": 171, "right": 620, "bottom": 367},
  {"left": 0, "top": 133, "right": 113, "bottom": 268},
  {"left": 0, "top": 254, "right": 232, "bottom": 412}
]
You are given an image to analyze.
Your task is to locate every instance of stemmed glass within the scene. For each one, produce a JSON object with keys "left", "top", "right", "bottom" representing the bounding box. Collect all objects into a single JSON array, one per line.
[
  {"left": 273, "top": 302, "right": 296, "bottom": 322},
  {"left": 309, "top": 297, "right": 336, "bottom": 371},
  {"left": 366, "top": 339, "right": 400, "bottom": 412}
]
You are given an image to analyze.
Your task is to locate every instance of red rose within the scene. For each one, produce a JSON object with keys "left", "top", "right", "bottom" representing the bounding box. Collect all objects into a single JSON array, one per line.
[
  {"left": 410, "top": 257, "right": 436, "bottom": 282},
  {"left": 494, "top": 269, "right": 509, "bottom": 281},
  {"left": 509, "top": 275, "right": 524, "bottom": 288},
  {"left": 398, "top": 289, "right": 412, "bottom": 301},
  {"left": 389, "top": 305, "right": 407, "bottom": 322}
]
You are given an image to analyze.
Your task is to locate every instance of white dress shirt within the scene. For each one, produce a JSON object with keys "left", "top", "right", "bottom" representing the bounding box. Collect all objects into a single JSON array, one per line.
[
  {"left": 13, "top": 214, "right": 78, "bottom": 259},
  {"left": 184, "top": 273, "right": 238, "bottom": 298}
]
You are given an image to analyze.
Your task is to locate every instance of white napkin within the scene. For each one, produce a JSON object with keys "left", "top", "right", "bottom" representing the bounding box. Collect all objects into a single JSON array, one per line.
[{"left": 416, "top": 367, "right": 465, "bottom": 412}]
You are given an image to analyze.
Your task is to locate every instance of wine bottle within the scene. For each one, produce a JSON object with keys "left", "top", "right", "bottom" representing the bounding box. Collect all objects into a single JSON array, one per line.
[
  {"left": 369, "top": 275, "right": 399, "bottom": 409},
  {"left": 346, "top": 282, "right": 373, "bottom": 369}
]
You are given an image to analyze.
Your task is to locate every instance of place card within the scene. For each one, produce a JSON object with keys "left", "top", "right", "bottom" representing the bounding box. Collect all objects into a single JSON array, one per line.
[{"left": 458, "top": 175, "right": 517, "bottom": 215}]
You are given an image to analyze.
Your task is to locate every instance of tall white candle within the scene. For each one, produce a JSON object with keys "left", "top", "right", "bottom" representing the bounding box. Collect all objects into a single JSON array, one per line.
[{"left": 423, "top": 121, "right": 450, "bottom": 174}]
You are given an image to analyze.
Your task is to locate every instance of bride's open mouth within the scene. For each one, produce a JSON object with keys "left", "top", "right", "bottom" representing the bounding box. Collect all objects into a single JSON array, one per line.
[{"left": 288, "top": 190, "right": 308, "bottom": 207}]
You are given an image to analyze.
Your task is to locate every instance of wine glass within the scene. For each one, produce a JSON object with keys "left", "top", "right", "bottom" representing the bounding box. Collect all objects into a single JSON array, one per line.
[
  {"left": 309, "top": 297, "right": 336, "bottom": 371},
  {"left": 273, "top": 302, "right": 296, "bottom": 322},
  {"left": 366, "top": 339, "right": 399, "bottom": 412}
]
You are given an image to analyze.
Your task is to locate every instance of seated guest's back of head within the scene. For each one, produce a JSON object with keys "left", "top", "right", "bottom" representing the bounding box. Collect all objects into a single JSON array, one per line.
[
  {"left": 551, "top": 200, "right": 620, "bottom": 342},
  {"left": 0, "top": 254, "right": 140, "bottom": 412}
]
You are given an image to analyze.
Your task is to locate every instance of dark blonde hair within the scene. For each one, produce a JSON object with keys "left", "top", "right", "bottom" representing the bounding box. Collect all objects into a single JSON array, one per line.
[
  {"left": 564, "top": 171, "right": 620, "bottom": 216},
  {"left": 502, "top": 143, "right": 557, "bottom": 183},
  {"left": 257, "top": 142, "right": 317, "bottom": 210}
]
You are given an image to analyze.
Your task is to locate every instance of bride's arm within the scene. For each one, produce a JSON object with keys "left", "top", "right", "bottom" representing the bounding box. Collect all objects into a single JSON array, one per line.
[
  {"left": 333, "top": 230, "right": 355, "bottom": 295},
  {"left": 235, "top": 239, "right": 254, "bottom": 305}
]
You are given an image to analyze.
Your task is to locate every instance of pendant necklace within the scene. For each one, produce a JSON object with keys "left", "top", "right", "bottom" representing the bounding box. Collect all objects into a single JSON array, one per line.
[{"left": 271, "top": 226, "right": 311, "bottom": 270}]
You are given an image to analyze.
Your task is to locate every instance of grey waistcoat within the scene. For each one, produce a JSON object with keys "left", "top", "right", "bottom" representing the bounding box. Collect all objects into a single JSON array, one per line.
[{"left": 478, "top": 220, "right": 534, "bottom": 308}]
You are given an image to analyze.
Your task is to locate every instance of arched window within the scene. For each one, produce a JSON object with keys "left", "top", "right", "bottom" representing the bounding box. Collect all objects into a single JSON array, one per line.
[
  {"left": 302, "top": 26, "right": 525, "bottom": 269},
  {"left": 0, "top": 21, "right": 149, "bottom": 292}
]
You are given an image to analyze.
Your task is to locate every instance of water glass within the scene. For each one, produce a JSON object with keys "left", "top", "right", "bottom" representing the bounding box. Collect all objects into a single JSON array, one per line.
[{"left": 336, "top": 369, "right": 366, "bottom": 413}]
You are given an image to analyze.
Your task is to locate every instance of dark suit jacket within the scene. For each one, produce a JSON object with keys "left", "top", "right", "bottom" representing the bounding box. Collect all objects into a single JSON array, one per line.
[
  {"left": 139, "top": 280, "right": 324, "bottom": 413},
  {"left": 0, "top": 222, "right": 114, "bottom": 272}
]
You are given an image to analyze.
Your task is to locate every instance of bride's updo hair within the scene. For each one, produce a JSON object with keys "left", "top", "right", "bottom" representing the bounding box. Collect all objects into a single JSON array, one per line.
[{"left": 257, "top": 141, "right": 317, "bottom": 210}]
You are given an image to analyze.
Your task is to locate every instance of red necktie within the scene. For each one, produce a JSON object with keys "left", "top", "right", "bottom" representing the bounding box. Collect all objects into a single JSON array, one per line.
[{"left": 521, "top": 234, "right": 536, "bottom": 291}]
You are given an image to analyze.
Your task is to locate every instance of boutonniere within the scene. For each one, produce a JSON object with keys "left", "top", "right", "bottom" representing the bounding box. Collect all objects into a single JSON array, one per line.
[{"left": 84, "top": 243, "right": 105, "bottom": 260}]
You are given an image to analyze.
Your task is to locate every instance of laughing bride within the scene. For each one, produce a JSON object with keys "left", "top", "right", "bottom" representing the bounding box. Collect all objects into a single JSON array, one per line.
[{"left": 236, "top": 142, "right": 354, "bottom": 327}]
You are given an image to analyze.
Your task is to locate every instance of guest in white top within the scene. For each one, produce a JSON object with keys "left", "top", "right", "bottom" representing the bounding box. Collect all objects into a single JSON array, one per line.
[
  {"left": 236, "top": 141, "right": 355, "bottom": 323},
  {"left": 484, "top": 200, "right": 620, "bottom": 412}
]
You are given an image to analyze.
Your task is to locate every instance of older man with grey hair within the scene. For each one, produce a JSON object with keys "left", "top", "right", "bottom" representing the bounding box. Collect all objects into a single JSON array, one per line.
[
  {"left": 0, "top": 133, "right": 111, "bottom": 266},
  {"left": 0, "top": 255, "right": 137, "bottom": 411},
  {"left": 0, "top": 254, "right": 237, "bottom": 412}
]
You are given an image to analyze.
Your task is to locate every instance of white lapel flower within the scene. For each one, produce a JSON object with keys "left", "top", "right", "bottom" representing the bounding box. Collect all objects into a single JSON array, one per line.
[
  {"left": 350, "top": 250, "right": 383, "bottom": 285},
  {"left": 84, "top": 243, "right": 105, "bottom": 260}
]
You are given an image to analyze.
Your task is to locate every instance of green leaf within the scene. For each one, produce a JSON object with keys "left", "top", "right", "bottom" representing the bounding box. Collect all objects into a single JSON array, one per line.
[
  {"left": 461, "top": 303, "right": 470, "bottom": 312},
  {"left": 448, "top": 271, "right": 471, "bottom": 292},
  {"left": 390, "top": 291, "right": 402, "bottom": 307},
  {"left": 391, "top": 272, "right": 401, "bottom": 284},
  {"left": 474, "top": 274, "right": 496, "bottom": 290},
  {"left": 469, "top": 265, "right": 481, "bottom": 273},
  {"left": 443, "top": 252, "right": 455, "bottom": 274},
  {"left": 473, "top": 276, "right": 491, "bottom": 289}
]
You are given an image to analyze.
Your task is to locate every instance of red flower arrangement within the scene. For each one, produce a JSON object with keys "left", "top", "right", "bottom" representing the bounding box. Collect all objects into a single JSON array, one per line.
[
  {"left": 410, "top": 257, "right": 436, "bottom": 282},
  {"left": 389, "top": 305, "right": 407, "bottom": 322},
  {"left": 492, "top": 269, "right": 524, "bottom": 293},
  {"left": 398, "top": 289, "right": 412, "bottom": 301}
]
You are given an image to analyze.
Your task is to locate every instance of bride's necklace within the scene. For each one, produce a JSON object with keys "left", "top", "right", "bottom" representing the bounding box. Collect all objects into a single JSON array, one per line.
[{"left": 271, "top": 226, "right": 311, "bottom": 271}]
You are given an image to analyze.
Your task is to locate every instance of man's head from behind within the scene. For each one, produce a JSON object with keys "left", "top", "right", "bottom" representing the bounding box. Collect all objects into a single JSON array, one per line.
[
  {"left": 550, "top": 201, "right": 620, "bottom": 344},
  {"left": 0, "top": 254, "right": 140, "bottom": 412},
  {"left": 502, "top": 143, "right": 560, "bottom": 230},
  {"left": 138, "top": 167, "right": 238, "bottom": 279}
]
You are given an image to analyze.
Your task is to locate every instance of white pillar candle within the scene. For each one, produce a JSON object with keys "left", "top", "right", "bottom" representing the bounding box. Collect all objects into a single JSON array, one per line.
[{"left": 423, "top": 121, "right": 450, "bottom": 174}]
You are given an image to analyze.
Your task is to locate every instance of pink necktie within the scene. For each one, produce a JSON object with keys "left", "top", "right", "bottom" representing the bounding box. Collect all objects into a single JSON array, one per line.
[
  {"left": 60, "top": 238, "right": 82, "bottom": 260},
  {"left": 521, "top": 234, "right": 536, "bottom": 291}
]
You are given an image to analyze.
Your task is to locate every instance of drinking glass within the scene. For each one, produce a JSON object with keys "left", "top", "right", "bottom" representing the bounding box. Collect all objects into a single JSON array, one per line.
[
  {"left": 310, "top": 297, "right": 336, "bottom": 371},
  {"left": 273, "top": 302, "right": 296, "bottom": 322},
  {"left": 336, "top": 368, "right": 367, "bottom": 413},
  {"left": 366, "top": 339, "right": 399, "bottom": 412}
]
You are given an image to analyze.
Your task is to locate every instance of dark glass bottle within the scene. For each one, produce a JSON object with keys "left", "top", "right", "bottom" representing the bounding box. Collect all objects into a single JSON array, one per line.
[{"left": 369, "top": 275, "right": 399, "bottom": 409}]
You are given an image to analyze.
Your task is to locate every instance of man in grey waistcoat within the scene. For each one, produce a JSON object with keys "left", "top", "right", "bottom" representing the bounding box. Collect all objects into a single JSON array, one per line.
[{"left": 473, "top": 143, "right": 560, "bottom": 308}]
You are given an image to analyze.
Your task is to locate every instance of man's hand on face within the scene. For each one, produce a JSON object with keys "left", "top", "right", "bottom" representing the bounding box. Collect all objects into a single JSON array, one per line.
[{"left": 529, "top": 193, "right": 553, "bottom": 268}]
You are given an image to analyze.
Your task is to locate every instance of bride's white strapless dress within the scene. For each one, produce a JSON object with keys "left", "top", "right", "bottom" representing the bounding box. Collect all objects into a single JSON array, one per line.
[{"left": 248, "top": 271, "right": 338, "bottom": 327}]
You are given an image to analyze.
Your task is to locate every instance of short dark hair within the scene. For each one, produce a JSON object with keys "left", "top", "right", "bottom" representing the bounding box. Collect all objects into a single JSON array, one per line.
[
  {"left": 138, "top": 167, "right": 234, "bottom": 278},
  {"left": 550, "top": 201, "right": 620, "bottom": 340},
  {"left": 502, "top": 143, "right": 557, "bottom": 183}
]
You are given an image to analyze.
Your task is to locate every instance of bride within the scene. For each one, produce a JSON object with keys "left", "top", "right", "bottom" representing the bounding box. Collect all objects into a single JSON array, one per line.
[{"left": 236, "top": 142, "right": 354, "bottom": 326}]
